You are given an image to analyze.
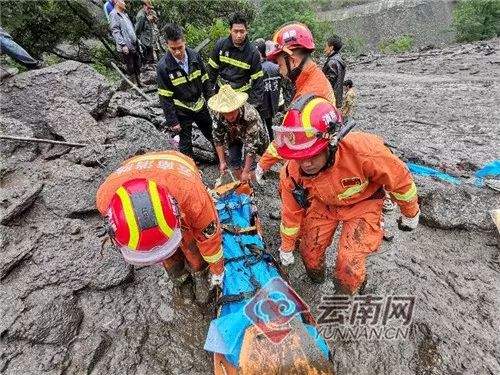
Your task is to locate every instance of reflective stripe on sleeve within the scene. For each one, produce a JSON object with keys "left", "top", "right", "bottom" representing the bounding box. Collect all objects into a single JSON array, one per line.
[{"left": 391, "top": 182, "right": 417, "bottom": 202}]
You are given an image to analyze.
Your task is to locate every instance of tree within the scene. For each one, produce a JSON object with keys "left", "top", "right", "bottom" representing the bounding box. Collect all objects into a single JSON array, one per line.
[
  {"left": 250, "top": 0, "right": 333, "bottom": 50},
  {"left": 453, "top": 0, "right": 500, "bottom": 42}
]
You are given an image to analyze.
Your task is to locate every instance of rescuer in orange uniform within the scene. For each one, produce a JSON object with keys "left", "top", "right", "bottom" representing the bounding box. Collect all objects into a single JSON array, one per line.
[
  {"left": 96, "top": 150, "right": 224, "bottom": 304},
  {"left": 255, "top": 22, "right": 336, "bottom": 183},
  {"left": 274, "top": 95, "right": 420, "bottom": 294}
]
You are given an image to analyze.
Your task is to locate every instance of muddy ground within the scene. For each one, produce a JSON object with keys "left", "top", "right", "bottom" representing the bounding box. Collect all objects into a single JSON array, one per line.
[{"left": 0, "top": 38, "right": 498, "bottom": 374}]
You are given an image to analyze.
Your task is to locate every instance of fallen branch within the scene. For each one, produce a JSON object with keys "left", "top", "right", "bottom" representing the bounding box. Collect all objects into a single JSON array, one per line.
[
  {"left": 110, "top": 62, "right": 153, "bottom": 102},
  {"left": 0, "top": 134, "right": 87, "bottom": 148},
  {"left": 194, "top": 38, "right": 210, "bottom": 53}
]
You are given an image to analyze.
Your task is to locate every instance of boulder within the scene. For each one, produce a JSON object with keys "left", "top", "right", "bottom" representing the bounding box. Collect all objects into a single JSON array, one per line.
[
  {"left": 0, "top": 61, "right": 112, "bottom": 139},
  {"left": 41, "top": 159, "right": 101, "bottom": 217},
  {"left": 46, "top": 97, "right": 107, "bottom": 145},
  {"left": 4, "top": 288, "right": 83, "bottom": 345}
]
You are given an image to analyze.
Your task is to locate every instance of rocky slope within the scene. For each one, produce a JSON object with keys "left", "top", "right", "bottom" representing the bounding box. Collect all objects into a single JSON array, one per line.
[{"left": 0, "top": 39, "right": 498, "bottom": 374}]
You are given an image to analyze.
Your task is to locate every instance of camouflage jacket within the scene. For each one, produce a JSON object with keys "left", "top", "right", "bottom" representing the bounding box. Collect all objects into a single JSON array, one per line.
[
  {"left": 341, "top": 88, "right": 357, "bottom": 119},
  {"left": 212, "top": 103, "right": 269, "bottom": 156}
]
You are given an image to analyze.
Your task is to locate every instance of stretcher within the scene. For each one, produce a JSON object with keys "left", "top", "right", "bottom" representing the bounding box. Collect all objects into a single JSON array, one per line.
[{"left": 204, "top": 179, "right": 335, "bottom": 374}]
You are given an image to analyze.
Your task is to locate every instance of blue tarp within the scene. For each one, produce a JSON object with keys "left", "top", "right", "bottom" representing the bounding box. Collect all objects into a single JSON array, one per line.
[
  {"left": 204, "top": 189, "right": 330, "bottom": 367},
  {"left": 475, "top": 160, "right": 500, "bottom": 187},
  {"left": 407, "top": 162, "right": 461, "bottom": 185}
]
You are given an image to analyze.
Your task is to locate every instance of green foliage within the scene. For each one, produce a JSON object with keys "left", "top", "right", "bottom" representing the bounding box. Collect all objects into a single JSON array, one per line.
[
  {"left": 378, "top": 35, "right": 414, "bottom": 54},
  {"left": 0, "top": 0, "right": 96, "bottom": 58},
  {"left": 185, "top": 19, "right": 229, "bottom": 57},
  {"left": 251, "top": 0, "right": 323, "bottom": 41},
  {"left": 452, "top": 0, "right": 500, "bottom": 42},
  {"left": 128, "top": 0, "right": 254, "bottom": 31},
  {"left": 90, "top": 46, "right": 121, "bottom": 82},
  {"left": 343, "top": 35, "right": 368, "bottom": 57}
]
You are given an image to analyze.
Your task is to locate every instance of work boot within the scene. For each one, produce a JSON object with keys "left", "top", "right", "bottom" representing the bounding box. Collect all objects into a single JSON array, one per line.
[
  {"left": 306, "top": 268, "right": 326, "bottom": 284},
  {"left": 334, "top": 277, "right": 367, "bottom": 295},
  {"left": 192, "top": 268, "right": 211, "bottom": 305}
]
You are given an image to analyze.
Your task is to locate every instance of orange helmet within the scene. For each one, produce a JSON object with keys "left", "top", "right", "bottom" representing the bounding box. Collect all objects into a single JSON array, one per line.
[
  {"left": 273, "top": 94, "right": 343, "bottom": 160},
  {"left": 266, "top": 23, "right": 315, "bottom": 62},
  {"left": 106, "top": 178, "right": 181, "bottom": 266}
]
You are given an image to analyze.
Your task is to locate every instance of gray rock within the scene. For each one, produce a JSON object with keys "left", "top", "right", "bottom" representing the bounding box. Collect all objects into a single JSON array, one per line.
[
  {"left": 5, "top": 288, "right": 83, "bottom": 345},
  {"left": 46, "top": 97, "right": 107, "bottom": 145},
  {"left": 41, "top": 159, "right": 101, "bottom": 217},
  {"left": 103, "top": 115, "right": 174, "bottom": 150},
  {"left": 417, "top": 177, "right": 498, "bottom": 231},
  {"left": 0, "top": 116, "right": 38, "bottom": 158},
  {"left": 0, "top": 183, "right": 44, "bottom": 225},
  {"left": 0, "top": 61, "right": 112, "bottom": 139}
]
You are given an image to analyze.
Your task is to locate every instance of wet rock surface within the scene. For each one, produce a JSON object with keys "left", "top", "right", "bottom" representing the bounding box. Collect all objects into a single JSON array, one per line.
[{"left": 0, "top": 40, "right": 498, "bottom": 375}]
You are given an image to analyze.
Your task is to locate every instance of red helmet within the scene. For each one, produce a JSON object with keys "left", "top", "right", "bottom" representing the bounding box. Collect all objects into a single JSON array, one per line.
[
  {"left": 266, "top": 23, "right": 315, "bottom": 62},
  {"left": 106, "top": 178, "right": 181, "bottom": 266},
  {"left": 273, "top": 94, "right": 343, "bottom": 160}
]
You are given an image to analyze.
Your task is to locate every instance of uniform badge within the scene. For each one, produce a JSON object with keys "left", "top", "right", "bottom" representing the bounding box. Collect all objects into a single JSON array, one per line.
[
  {"left": 341, "top": 177, "right": 362, "bottom": 188},
  {"left": 202, "top": 221, "right": 217, "bottom": 238}
]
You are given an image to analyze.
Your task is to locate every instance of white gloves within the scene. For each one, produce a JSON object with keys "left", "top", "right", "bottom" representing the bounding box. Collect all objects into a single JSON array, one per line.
[
  {"left": 279, "top": 248, "right": 295, "bottom": 266},
  {"left": 255, "top": 165, "right": 265, "bottom": 185},
  {"left": 210, "top": 272, "right": 224, "bottom": 288},
  {"left": 398, "top": 210, "right": 420, "bottom": 231}
]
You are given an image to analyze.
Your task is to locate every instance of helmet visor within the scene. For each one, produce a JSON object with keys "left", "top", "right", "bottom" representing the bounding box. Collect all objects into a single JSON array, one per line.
[
  {"left": 272, "top": 125, "right": 320, "bottom": 151},
  {"left": 118, "top": 227, "right": 182, "bottom": 266}
]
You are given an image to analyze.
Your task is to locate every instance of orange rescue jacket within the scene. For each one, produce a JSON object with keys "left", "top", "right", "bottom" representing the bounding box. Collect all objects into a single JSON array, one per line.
[
  {"left": 258, "top": 61, "right": 336, "bottom": 172},
  {"left": 96, "top": 151, "right": 224, "bottom": 274},
  {"left": 279, "top": 132, "right": 419, "bottom": 251}
]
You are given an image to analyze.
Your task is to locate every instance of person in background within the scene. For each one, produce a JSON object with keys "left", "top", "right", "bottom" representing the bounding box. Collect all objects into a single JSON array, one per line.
[
  {"left": 254, "top": 38, "right": 282, "bottom": 140},
  {"left": 110, "top": 0, "right": 142, "bottom": 86},
  {"left": 156, "top": 23, "right": 214, "bottom": 160},
  {"left": 208, "top": 85, "right": 269, "bottom": 182},
  {"left": 341, "top": 79, "right": 357, "bottom": 120},
  {"left": 0, "top": 25, "right": 42, "bottom": 80},
  {"left": 256, "top": 23, "right": 336, "bottom": 183},
  {"left": 207, "top": 12, "right": 264, "bottom": 110},
  {"left": 323, "top": 34, "right": 346, "bottom": 108},
  {"left": 135, "top": 0, "right": 157, "bottom": 64},
  {"left": 103, "top": 0, "right": 115, "bottom": 23}
]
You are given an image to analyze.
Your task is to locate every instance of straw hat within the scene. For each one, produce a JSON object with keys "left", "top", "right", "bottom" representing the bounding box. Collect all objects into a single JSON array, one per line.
[{"left": 207, "top": 85, "right": 248, "bottom": 113}]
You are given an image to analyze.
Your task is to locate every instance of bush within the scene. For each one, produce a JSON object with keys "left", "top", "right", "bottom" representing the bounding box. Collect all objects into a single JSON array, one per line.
[
  {"left": 251, "top": 0, "right": 326, "bottom": 42},
  {"left": 90, "top": 46, "right": 121, "bottom": 82},
  {"left": 378, "top": 35, "right": 414, "bottom": 54},
  {"left": 0, "top": 0, "right": 96, "bottom": 58},
  {"left": 343, "top": 35, "right": 368, "bottom": 57},
  {"left": 452, "top": 0, "right": 500, "bottom": 42},
  {"left": 185, "top": 19, "right": 229, "bottom": 58}
]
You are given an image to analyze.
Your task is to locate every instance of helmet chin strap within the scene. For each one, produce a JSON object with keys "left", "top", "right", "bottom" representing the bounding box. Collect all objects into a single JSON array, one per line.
[{"left": 285, "top": 54, "right": 309, "bottom": 82}]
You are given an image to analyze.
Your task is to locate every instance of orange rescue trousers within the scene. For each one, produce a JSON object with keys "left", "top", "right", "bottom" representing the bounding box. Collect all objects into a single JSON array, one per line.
[
  {"left": 162, "top": 228, "right": 207, "bottom": 275},
  {"left": 298, "top": 196, "right": 384, "bottom": 294}
]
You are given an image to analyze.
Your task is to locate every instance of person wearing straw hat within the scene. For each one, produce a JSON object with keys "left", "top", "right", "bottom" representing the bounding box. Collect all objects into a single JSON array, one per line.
[{"left": 208, "top": 85, "right": 269, "bottom": 182}]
